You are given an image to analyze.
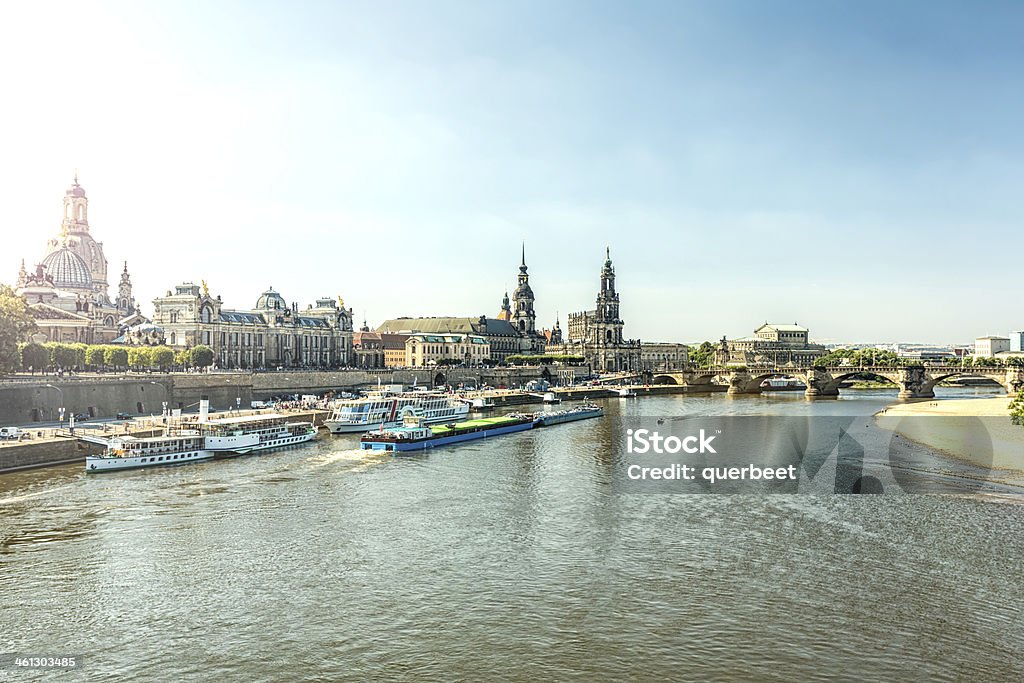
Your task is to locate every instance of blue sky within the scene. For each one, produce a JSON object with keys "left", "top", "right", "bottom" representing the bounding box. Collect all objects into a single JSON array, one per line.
[{"left": 2, "top": 1, "right": 1022, "bottom": 344}]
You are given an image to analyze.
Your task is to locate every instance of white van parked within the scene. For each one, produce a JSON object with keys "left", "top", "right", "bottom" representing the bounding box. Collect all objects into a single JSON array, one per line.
[{"left": 0, "top": 427, "right": 22, "bottom": 440}]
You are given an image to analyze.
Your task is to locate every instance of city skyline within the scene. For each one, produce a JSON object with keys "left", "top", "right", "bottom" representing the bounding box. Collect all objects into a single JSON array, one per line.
[{"left": 2, "top": 1, "right": 1023, "bottom": 344}]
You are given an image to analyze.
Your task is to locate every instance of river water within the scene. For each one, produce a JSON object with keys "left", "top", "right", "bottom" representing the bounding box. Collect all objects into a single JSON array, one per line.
[{"left": 1, "top": 389, "right": 1021, "bottom": 681}]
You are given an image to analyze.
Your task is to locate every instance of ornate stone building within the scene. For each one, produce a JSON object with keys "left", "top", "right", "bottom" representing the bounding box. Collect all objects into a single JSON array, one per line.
[
  {"left": 376, "top": 247, "right": 548, "bottom": 363},
  {"left": 376, "top": 316, "right": 521, "bottom": 362},
  {"left": 151, "top": 283, "right": 354, "bottom": 369},
  {"left": 546, "top": 248, "right": 641, "bottom": 372},
  {"left": 639, "top": 342, "right": 689, "bottom": 372},
  {"left": 352, "top": 320, "right": 385, "bottom": 368},
  {"left": 724, "top": 323, "right": 826, "bottom": 366},
  {"left": 404, "top": 333, "right": 490, "bottom": 367},
  {"left": 15, "top": 176, "right": 139, "bottom": 343}
]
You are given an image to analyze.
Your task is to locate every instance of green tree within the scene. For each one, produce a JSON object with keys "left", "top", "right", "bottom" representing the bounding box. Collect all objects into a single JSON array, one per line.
[
  {"left": 48, "top": 342, "right": 80, "bottom": 370},
  {"left": 105, "top": 346, "right": 129, "bottom": 371},
  {"left": 688, "top": 341, "right": 717, "bottom": 368},
  {"left": 1010, "top": 391, "right": 1024, "bottom": 426},
  {"left": 191, "top": 345, "right": 214, "bottom": 368},
  {"left": 70, "top": 343, "right": 88, "bottom": 370},
  {"left": 816, "top": 348, "right": 901, "bottom": 368},
  {"left": 21, "top": 342, "right": 49, "bottom": 373},
  {"left": 0, "top": 285, "right": 36, "bottom": 373},
  {"left": 151, "top": 346, "right": 175, "bottom": 371},
  {"left": 507, "top": 354, "right": 585, "bottom": 365},
  {"left": 128, "top": 346, "right": 153, "bottom": 370},
  {"left": 175, "top": 349, "right": 192, "bottom": 369},
  {"left": 86, "top": 345, "right": 107, "bottom": 369}
]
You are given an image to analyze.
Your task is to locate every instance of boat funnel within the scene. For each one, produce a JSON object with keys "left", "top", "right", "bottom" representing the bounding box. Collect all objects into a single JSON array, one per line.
[{"left": 199, "top": 395, "right": 210, "bottom": 422}]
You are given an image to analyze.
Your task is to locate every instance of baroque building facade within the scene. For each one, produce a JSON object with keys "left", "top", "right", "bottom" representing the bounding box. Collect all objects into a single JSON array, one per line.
[
  {"left": 152, "top": 283, "right": 354, "bottom": 369},
  {"left": 375, "top": 248, "right": 551, "bottom": 363},
  {"left": 376, "top": 317, "right": 519, "bottom": 362},
  {"left": 352, "top": 320, "right": 385, "bottom": 369},
  {"left": 639, "top": 342, "right": 689, "bottom": 372},
  {"left": 724, "top": 323, "right": 826, "bottom": 366},
  {"left": 15, "top": 177, "right": 139, "bottom": 343},
  {"left": 404, "top": 333, "right": 490, "bottom": 367},
  {"left": 546, "top": 249, "right": 641, "bottom": 372}
]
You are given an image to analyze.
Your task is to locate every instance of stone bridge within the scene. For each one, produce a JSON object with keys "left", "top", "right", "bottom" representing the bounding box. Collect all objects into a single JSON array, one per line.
[{"left": 640, "top": 366, "right": 1024, "bottom": 399}]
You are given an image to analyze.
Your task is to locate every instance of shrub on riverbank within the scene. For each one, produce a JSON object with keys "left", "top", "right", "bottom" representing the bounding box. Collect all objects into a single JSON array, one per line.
[{"left": 1010, "top": 393, "right": 1024, "bottom": 426}]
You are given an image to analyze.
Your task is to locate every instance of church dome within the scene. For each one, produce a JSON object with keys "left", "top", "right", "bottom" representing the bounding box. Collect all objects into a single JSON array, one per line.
[
  {"left": 513, "top": 282, "right": 534, "bottom": 299},
  {"left": 41, "top": 248, "right": 92, "bottom": 289},
  {"left": 66, "top": 178, "right": 87, "bottom": 196},
  {"left": 256, "top": 287, "right": 286, "bottom": 310}
]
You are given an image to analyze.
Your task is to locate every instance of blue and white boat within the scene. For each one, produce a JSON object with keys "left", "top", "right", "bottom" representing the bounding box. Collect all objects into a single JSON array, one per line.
[
  {"left": 360, "top": 414, "right": 536, "bottom": 452},
  {"left": 326, "top": 391, "right": 469, "bottom": 434}
]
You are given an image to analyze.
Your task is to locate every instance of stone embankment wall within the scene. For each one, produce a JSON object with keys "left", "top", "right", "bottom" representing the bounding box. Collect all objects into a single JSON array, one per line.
[
  {"left": 0, "top": 437, "right": 104, "bottom": 473},
  {"left": 0, "top": 378, "right": 174, "bottom": 426},
  {"left": 0, "top": 365, "right": 588, "bottom": 426}
]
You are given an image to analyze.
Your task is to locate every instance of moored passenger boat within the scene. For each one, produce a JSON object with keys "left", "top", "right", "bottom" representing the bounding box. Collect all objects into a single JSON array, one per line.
[
  {"left": 325, "top": 392, "right": 469, "bottom": 434},
  {"left": 85, "top": 398, "right": 317, "bottom": 472}
]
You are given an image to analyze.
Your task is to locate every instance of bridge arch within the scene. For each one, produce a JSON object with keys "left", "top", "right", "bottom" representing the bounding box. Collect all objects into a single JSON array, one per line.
[
  {"left": 820, "top": 370, "right": 901, "bottom": 395},
  {"left": 920, "top": 370, "right": 1008, "bottom": 395},
  {"left": 651, "top": 374, "right": 679, "bottom": 385},
  {"left": 736, "top": 371, "right": 812, "bottom": 394}
]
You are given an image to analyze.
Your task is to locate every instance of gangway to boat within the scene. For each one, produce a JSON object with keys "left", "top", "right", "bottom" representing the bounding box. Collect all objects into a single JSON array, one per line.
[{"left": 54, "top": 429, "right": 112, "bottom": 445}]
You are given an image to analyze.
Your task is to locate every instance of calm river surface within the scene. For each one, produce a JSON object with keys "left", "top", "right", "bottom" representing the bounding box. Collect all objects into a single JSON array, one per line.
[{"left": 1, "top": 389, "right": 1021, "bottom": 681}]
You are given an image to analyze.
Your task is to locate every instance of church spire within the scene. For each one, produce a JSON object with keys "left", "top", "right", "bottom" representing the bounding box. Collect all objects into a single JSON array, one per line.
[
  {"left": 497, "top": 290, "right": 512, "bottom": 321},
  {"left": 511, "top": 245, "right": 536, "bottom": 334},
  {"left": 117, "top": 261, "right": 135, "bottom": 314}
]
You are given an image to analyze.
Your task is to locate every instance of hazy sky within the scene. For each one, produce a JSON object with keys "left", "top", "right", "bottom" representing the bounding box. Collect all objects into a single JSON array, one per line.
[{"left": 2, "top": 1, "right": 1022, "bottom": 345}]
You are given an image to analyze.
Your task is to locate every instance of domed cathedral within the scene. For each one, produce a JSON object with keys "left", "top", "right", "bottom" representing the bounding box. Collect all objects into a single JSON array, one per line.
[
  {"left": 47, "top": 174, "right": 110, "bottom": 295},
  {"left": 15, "top": 176, "right": 138, "bottom": 344}
]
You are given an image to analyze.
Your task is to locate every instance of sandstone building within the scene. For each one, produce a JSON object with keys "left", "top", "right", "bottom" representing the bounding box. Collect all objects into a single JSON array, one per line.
[
  {"left": 724, "top": 323, "right": 826, "bottom": 366},
  {"left": 546, "top": 249, "right": 641, "bottom": 372},
  {"left": 152, "top": 283, "right": 354, "bottom": 369},
  {"left": 15, "top": 177, "right": 139, "bottom": 343}
]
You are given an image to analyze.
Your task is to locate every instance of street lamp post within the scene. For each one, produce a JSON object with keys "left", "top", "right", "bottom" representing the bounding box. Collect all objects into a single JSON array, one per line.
[{"left": 44, "top": 384, "right": 64, "bottom": 426}]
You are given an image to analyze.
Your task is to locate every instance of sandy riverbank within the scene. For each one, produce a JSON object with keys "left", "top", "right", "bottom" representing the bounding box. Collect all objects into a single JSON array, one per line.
[
  {"left": 880, "top": 396, "right": 1013, "bottom": 417},
  {"left": 875, "top": 396, "right": 1024, "bottom": 484}
]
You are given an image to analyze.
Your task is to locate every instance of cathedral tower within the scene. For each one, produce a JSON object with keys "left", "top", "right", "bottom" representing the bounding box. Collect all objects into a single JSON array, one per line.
[
  {"left": 595, "top": 247, "right": 623, "bottom": 344},
  {"left": 512, "top": 244, "right": 536, "bottom": 335}
]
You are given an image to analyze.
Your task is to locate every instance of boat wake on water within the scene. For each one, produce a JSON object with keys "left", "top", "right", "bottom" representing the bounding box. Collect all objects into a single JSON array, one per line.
[{"left": 306, "top": 448, "right": 384, "bottom": 470}]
